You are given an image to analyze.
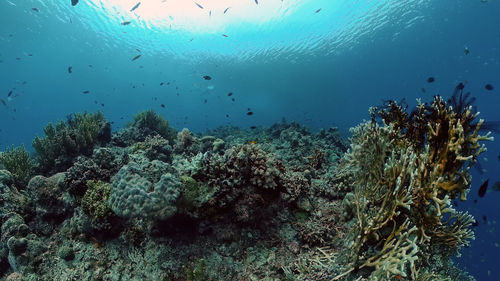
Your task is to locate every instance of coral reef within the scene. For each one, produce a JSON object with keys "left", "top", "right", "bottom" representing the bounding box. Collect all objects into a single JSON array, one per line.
[
  {"left": 32, "top": 111, "right": 111, "bottom": 175},
  {"left": 332, "top": 94, "right": 491, "bottom": 280},
  {"left": 0, "top": 91, "right": 488, "bottom": 280},
  {"left": 109, "top": 159, "right": 181, "bottom": 220},
  {"left": 0, "top": 146, "right": 33, "bottom": 189},
  {"left": 112, "top": 110, "right": 177, "bottom": 146}
]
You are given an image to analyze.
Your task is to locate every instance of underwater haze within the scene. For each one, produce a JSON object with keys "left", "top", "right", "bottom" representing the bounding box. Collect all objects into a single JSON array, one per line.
[{"left": 1, "top": 0, "right": 500, "bottom": 280}]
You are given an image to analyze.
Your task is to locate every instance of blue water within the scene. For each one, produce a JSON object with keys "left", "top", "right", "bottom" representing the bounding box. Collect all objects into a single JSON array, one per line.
[{"left": 1, "top": 0, "right": 499, "bottom": 279}]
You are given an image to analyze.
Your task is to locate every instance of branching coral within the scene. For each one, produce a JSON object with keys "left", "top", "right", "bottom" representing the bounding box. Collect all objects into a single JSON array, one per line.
[
  {"left": 195, "top": 144, "right": 286, "bottom": 222},
  {"left": 334, "top": 92, "right": 492, "bottom": 280}
]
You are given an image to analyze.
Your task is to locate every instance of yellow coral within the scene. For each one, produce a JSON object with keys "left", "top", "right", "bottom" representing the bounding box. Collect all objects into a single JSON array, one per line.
[{"left": 334, "top": 94, "right": 492, "bottom": 280}]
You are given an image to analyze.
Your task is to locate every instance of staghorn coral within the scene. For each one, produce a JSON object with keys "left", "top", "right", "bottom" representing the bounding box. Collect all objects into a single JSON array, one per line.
[{"left": 333, "top": 94, "right": 492, "bottom": 280}]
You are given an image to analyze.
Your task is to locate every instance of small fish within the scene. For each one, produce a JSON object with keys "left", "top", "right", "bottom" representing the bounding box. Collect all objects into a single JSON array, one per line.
[
  {"left": 250, "top": 126, "right": 257, "bottom": 129},
  {"left": 427, "top": 77, "right": 435, "bottom": 83},
  {"left": 247, "top": 111, "right": 254, "bottom": 116},
  {"left": 130, "top": 2, "right": 141, "bottom": 12},
  {"left": 315, "top": 8, "right": 322, "bottom": 13},
  {"left": 464, "top": 47, "right": 469, "bottom": 55},
  {"left": 478, "top": 179, "right": 489, "bottom": 198},
  {"left": 204, "top": 99, "right": 208, "bottom": 104},
  {"left": 71, "top": 0, "right": 79, "bottom": 6},
  {"left": 82, "top": 90, "right": 90, "bottom": 94},
  {"left": 121, "top": 21, "right": 131, "bottom": 25},
  {"left": 32, "top": 7, "right": 39, "bottom": 12},
  {"left": 227, "top": 92, "right": 233, "bottom": 96},
  {"left": 160, "top": 82, "right": 164, "bottom": 86},
  {"left": 224, "top": 7, "right": 231, "bottom": 14},
  {"left": 485, "top": 84, "right": 494, "bottom": 91},
  {"left": 491, "top": 181, "right": 500, "bottom": 191},
  {"left": 203, "top": 75, "right": 212, "bottom": 80},
  {"left": 250, "top": 141, "right": 258, "bottom": 145},
  {"left": 471, "top": 220, "right": 479, "bottom": 227},
  {"left": 254, "top": 0, "right": 258, "bottom": 4},
  {"left": 101, "top": 103, "right": 104, "bottom": 107},
  {"left": 222, "top": 34, "right": 228, "bottom": 37},
  {"left": 132, "top": 54, "right": 141, "bottom": 61},
  {"left": 209, "top": 10, "right": 212, "bottom": 17},
  {"left": 482, "top": 215, "right": 487, "bottom": 223},
  {"left": 136, "top": 49, "right": 141, "bottom": 52},
  {"left": 7, "top": 91, "right": 12, "bottom": 97},
  {"left": 231, "top": 98, "right": 235, "bottom": 102},
  {"left": 0, "top": 99, "right": 6, "bottom": 106},
  {"left": 28, "top": 54, "right": 33, "bottom": 56},
  {"left": 421, "top": 88, "right": 426, "bottom": 93},
  {"left": 226, "top": 114, "right": 229, "bottom": 117},
  {"left": 161, "top": 104, "right": 165, "bottom": 108},
  {"left": 456, "top": 82, "right": 465, "bottom": 90},
  {"left": 68, "top": 66, "right": 72, "bottom": 73},
  {"left": 194, "top": 2, "right": 203, "bottom": 9}
]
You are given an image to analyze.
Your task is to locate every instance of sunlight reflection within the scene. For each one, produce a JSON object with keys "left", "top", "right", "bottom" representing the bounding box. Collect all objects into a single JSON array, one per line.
[{"left": 87, "top": 0, "right": 301, "bottom": 33}]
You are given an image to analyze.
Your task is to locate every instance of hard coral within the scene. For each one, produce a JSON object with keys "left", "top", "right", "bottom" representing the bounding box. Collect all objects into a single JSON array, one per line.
[
  {"left": 82, "top": 180, "right": 114, "bottom": 221},
  {"left": 109, "top": 160, "right": 181, "bottom": 220},
  {"left": 25, "top": 173, "right": 69, "bottom": 235},
  {"left": 196, "top": 144, "right": 286, "bottom": 223},
  {"left": 63, "top": 156, "right": 112, "bottom": 196},
  {"left": 130, "top": 134, "right": 173, "bottom": 162},
  {"left": 334, "top": 93, "right": 492, "bottom": 280},
  {"left": 114, "top": 110, "right": 177, "bottom": 147}
]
